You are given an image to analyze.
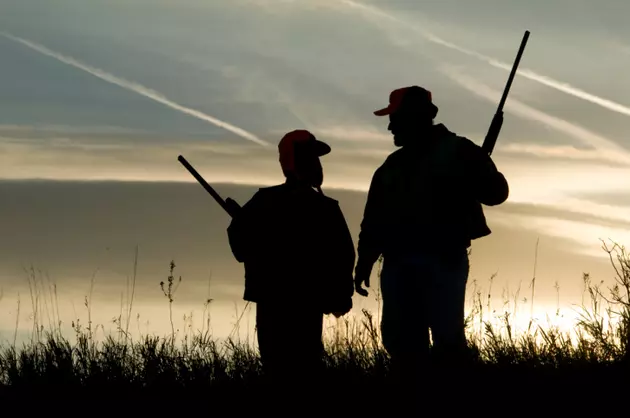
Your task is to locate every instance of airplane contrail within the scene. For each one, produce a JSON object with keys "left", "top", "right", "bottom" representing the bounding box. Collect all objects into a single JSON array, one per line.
[
  {"left": 340, "top": 0, "right": 630, "bottom": 118},
  {"left": 1, "top": 32, "right": 270, "bottom": 146},
  {"left": 441, "top": 65, "right": 630, "bottom": 163}
]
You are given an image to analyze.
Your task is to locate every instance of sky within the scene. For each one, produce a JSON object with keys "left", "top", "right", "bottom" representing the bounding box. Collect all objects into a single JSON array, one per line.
[{"left": 1, "top": 0, "right": 630, "bottom": 344}]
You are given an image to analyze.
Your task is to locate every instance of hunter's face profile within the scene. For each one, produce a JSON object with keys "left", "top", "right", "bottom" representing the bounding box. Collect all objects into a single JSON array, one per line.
[
  {"left": 387, "top": 109, "right": 432, "bottom": 147},
  {"left": 375, "top": 86, "right": 437, "bottom": 147},
  {"left": 295, "top": 148, "right": 324, "bottom": 188}
]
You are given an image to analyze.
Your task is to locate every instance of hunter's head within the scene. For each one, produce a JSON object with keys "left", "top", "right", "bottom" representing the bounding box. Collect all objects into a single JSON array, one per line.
[
  {"left": 278, "top": 129, "right": 331, "bottom": 189},
  {"left": 374, "top": 86, "right": 438, "bottom": 147}
]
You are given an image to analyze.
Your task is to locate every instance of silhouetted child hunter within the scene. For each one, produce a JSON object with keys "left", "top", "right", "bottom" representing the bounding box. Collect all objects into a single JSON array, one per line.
[
  {"left": 354, "top": 86, "right": 509, "bottom": 378},
  {"left": 227, "top": 129, "right": 355, "bottom": 384}
]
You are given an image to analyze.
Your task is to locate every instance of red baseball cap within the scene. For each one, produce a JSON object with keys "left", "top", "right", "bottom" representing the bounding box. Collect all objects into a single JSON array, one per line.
[
  {"left": 374, "top": 85, "right": 438, "bottom": 117},
  {"left": 278, "top": 129, "right": 331, "bottom": 173}
]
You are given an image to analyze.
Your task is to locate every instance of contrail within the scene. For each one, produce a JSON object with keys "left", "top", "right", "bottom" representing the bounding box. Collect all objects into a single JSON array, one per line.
[
  {"left": 441, "top": 65, "right": 630, "bottom": 163},
  {"left": 1, "top": 32, "right": 270, "bottom": 146},
  {"left": 340, "top": 0, "right": 630, "bottom": 118}
]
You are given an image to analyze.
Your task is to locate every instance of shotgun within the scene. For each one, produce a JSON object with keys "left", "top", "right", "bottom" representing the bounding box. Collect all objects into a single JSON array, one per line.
[
  {"left": 177, "top": 155, "right": 241, "bottom": 218},
  {"left": 481, "top": 30, "right": 530, "bottom": 155}
]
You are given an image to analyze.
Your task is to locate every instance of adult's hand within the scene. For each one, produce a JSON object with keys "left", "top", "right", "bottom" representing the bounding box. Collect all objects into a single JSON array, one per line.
[{"left": 354, "top": 264, "right": 371, "bottom": 297}]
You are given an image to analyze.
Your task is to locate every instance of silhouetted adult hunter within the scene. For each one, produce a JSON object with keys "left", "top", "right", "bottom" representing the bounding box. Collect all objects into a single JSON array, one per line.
[
  {"left": 354, "top": 86, "right": 509, "bottom": 379},
  {"left": 227, "top": 129, "right": 355, "bottom": 387}
]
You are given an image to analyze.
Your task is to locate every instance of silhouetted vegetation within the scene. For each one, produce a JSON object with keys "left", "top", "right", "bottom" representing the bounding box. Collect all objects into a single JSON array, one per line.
[{"left": 1, "top": 241, "right": 630, "bottom": 415}]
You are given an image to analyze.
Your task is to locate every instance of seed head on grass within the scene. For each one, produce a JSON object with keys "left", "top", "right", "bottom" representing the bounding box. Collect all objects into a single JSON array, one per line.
[{"left": 160, "top": 260, "right": 182, "bottom": 345}]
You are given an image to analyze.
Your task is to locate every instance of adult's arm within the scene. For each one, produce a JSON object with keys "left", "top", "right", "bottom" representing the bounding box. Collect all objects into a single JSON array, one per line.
[
  {"left": 355, "top": 167, "right": 387, "bottom": 278},
  {"left": 462, "top": 139, "right": 509, "bottom": 206}
]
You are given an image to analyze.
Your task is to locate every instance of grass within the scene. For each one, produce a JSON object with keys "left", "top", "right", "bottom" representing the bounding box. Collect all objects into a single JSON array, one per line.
[{"left": 1, "top": 240, "right": 630, "bottom": 415}]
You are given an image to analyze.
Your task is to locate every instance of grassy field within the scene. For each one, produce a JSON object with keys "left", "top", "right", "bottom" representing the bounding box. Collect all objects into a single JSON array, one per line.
[{"left": 1, "top": 241, "right": 629, "bottom": 415}]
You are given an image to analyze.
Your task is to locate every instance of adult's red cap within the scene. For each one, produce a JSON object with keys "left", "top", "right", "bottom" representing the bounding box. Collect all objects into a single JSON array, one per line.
[
  {"left": 373, "top": 85, "right": 438, "bottom": 118},
  {"left": 278, "top": 129, "right": 331, "bottom": 173}
]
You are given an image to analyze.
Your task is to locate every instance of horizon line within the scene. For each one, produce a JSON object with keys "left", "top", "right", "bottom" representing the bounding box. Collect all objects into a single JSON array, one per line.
[{"left": 0, "top": 177, "right": 371, "bottom": 193}]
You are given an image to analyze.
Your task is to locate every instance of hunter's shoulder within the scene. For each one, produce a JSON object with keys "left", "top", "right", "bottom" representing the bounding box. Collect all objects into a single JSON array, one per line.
[
  {"left": 256, "top": 184, "right": 285, "bottom": 194},
  {"left": 381, "top": 148, "right": 406, "bottom": 166},
  {"left": 386, "top": 147, "right": 405, "bottom": 160},
  {"left": 454, "top": 134, "right": 481, "bottom": 150},
  {"left": 320, "top": 193, "right": 340, "bottom": 206},
  {"left": 437, "top": 126, "right": 484, "bottom": 157},
  {"left": 435, "top": 124, "right": 475, "bottom": 145},
  {"left": 455, "top": 136, "right": 483, "bottom": 156},
  {"left": 257, "top": 184, "right": 338, "bottom": 204},
  {"left": 309, "top": 190, "right": 343, "bottom": 214},
  {"left": 246, "top": 184, "right": 285, "bottom": 204}
]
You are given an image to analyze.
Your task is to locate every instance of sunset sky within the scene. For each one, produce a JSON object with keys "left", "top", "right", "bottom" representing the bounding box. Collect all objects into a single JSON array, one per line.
[{"left": 1, "top": 0, "right": 630, "bottom": 344}]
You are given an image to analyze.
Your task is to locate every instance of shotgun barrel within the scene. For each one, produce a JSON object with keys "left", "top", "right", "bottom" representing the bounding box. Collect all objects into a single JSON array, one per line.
[
  {"left": 177, "top": 155, "right": 241, "bottom": 217},
  {"left": 481, "top": 30, "right": 530, "bottom": 155}
]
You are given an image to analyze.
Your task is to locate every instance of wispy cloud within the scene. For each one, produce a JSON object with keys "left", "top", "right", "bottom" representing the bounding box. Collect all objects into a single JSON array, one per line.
[
  {"left": 0, "top": 132, "right": 385, "bottom": 191},
  {"left": 1, "top": 32, "right": 270, "bottom": 147},
  {"left": 268, "top": 125, "right": 391, "bottom": 143},
  {"left": 339, "top": 0, "right": 630, "bottom": 119},
  {"left": 0, "top": 124, "right": 152, "bottom": 137},
  {"left": 498, "top": 201, "right": 630, "bottom": 231},
  {"left": 317, "top": 126, "right": 390, "bottom": 142},
  {"left": 500, "top": 143, "right": 630, "bottom": 166},
  {"left": 498, "top": 213, "right": 630, "bottom": 259},
  {"left": 440, "top": 65, "right": 630, "bottom": 159}
]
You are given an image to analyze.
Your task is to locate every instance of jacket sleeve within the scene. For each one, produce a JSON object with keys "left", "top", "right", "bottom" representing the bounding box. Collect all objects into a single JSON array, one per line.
[
  {"left": 355, "top": 166, "right": 386, "bottom": 275},
  {"left": 462, "top": 139, "right": 509, "bottom": 206},
  {"left": 226, "top": 192, "right": 261, "bottom": 263},
  {"left": 327, "top": 201, "right": 356, "bottom": 301}
]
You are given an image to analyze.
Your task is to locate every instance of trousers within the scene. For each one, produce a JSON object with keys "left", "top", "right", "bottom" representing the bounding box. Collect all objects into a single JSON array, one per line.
[
  {"left": 255, "top": 302, "right": 325, "bottom": 387},
  {"left": 380, "top": 248, "right": 470, "bottom": 379}
]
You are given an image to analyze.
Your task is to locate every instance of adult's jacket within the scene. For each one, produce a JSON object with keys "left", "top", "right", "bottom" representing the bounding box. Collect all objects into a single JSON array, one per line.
[{"left": 356, "top": 123, "right": 509, "bottom": 273}]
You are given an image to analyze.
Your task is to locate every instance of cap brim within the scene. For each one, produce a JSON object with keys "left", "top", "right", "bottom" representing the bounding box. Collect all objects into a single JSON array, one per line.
[
  {"left": 373, "top": 106, "right": 392, "bottom": 116},
  {"left": 312, "top": 139, "right": 331, "bottom": 156}
]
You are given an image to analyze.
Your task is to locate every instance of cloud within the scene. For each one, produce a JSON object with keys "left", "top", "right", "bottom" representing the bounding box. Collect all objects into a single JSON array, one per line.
[
  {"left": 497, "top": 201, "right": 630, "bottom": 231},
  {"left": 315, "top": 126, "right": 391, "bottom": 142},
  {"left": 1, "top": 32, "right": 270, "bottom": 147},
  {"left": 490, "top": 158, "right": 630, "bottom": 253},
  {"left": 0, "top": 124, "right": 147, "bottom": 135},
  {"left": 0, "top": 134, "right": 275, "bottom": 183},
  {"left": 266, "top": 125, "right": 391, "bottom": 143},
  {"left": 440, "top": 65, "right": 630, "bottom": 157},
  {"left": 0, "top": 130, "right": 388, "bottom": 191},
  {"left": 500, "top": 143, "right": 630, "bottom": 166},
  {"left": 495, "top": 212, "right": 630, "bottom": 259},
  {"left": 339, "top": 0, "right": 630, "bottom": 119}
]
